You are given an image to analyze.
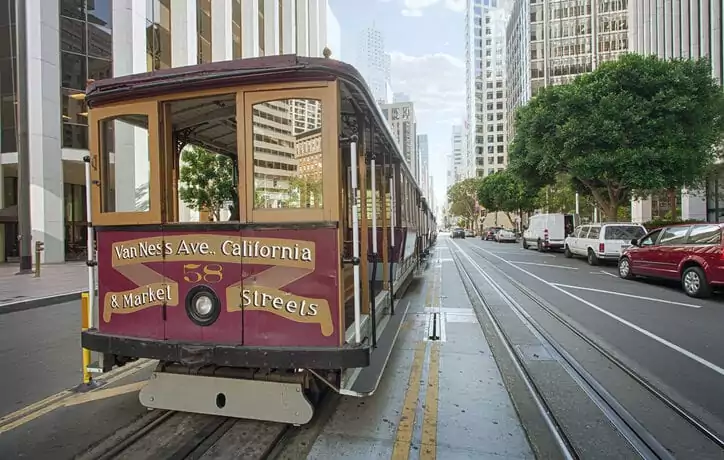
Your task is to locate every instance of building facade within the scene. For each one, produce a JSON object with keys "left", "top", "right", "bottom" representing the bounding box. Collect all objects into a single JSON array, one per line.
[
  {"left": 628, "top": 0, "right": 723, "bottom": 223},
  {"left": 466, "top": 0, "right": 511, "bottom": 179},
  {"left": 381, "top": 102, "right": 418, "bottom": 181},
  {"left": 506, "top": 0, "right": 630, "bottom": 141},
  {"left": 356, "top": 25, "right": 392, "bottom": 104},
  {"left": 449, "top": 124, "right": 466, "bottom": 185},
  {"left": 0, "top": 0, "right": 338, "bottom": 263},
  {"left": 417, "top": 133, "right": 429, "bottom": 199}
]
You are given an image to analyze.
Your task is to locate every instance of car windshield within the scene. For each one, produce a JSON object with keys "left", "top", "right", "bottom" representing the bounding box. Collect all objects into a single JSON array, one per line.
[{"left": 604, "top": 225, "right": 646, "bottom": 240}]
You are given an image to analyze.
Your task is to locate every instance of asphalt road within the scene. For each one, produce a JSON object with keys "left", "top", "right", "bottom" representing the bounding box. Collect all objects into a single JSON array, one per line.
[
  {"left": 0, "top": 299, "right": 83, "bottom": 418},
  {"left": 455, "top": 237, "right": 724, "bottom": 438}
]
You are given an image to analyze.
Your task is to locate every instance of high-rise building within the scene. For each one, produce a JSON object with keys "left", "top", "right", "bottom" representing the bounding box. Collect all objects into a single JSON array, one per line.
[
  {"left": 466, "top": 0, "right": 511, "bottom": 179},
  {"left": 0, "top": 0, "right": 337, "bottom": 263},
  {"left": 506, "top": 0, "right": 629, "bottom": 140},
  {"left": 381, "top": 102, "right": 418, "bottom": 181},
  {"left": 428, "top": 174, "right": 435, "bottom": 213},
  {"left": 417, "top": 134, "right": 429, "bottom": 198},
  {"left": 450, "top": 124, "right": 466, "bottom": 183},
  {"left": 356, "top": 25, "right": 392, "bottom": 104},
  {"left": 628, "top": 0, "right": 723, "bottom": 223}
]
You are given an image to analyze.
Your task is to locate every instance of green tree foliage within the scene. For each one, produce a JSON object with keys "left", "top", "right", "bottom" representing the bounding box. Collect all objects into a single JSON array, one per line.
[
  {"left": 447, "top": 178, "right": 483, "bottom": 229},
  {"left": 537, "top": 174, "right": 595, "bottom": 216},
  {"left": 510, "top": 53, "right": 724, "bottom": 221},
  {"left": 477, "top": 169, "right": 538, "bottom": 215},
  {"left": 179, "top": 147, "right": 237, "bottom": 221}
]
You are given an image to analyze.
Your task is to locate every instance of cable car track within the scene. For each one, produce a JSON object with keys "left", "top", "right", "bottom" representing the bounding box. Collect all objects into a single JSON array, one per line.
[
  {"left": 450, "top": 241, "right": 724, "bottom": 459},
  {"left": 75, "top": 409, "right": 291, "bottom": 460}
]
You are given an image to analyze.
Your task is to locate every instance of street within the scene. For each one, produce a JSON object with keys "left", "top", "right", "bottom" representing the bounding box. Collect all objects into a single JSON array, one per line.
[
  {"left": 0, "top": 299, "right": 82, "bottom": 417},
  {"left": 1, "top": 237, "right": 724, "bottom": 457},
  {"left": 452, "top": 237, "right": 724, "bottom": 441}
]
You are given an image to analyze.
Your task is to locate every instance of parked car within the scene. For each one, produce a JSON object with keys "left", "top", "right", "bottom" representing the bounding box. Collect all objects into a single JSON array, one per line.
[
  {"left": 465, "top": 229, "right": 475, "bottom": 238},
  {"left": 482, "top": 227, "right": 503, "bottom": 241},
  {"left": 451, "top": 227, "right": 466, "bottom": 239},
  {"left": 523, "top": 213, "right": 579, "bottom": 251},
  {"left": 496, "top": 228, "right": 517, "bottom": 243},
  {"left": 564, "top": 223, "right": 647, "bottom": 265},
  {"left": 618, "top": 222, "right": 724, "bottom": 298}
]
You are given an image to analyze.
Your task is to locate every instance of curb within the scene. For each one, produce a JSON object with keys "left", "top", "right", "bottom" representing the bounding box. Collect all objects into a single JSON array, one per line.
[{"left": 0, "top": 290, "right": 90, "bottom": 315}]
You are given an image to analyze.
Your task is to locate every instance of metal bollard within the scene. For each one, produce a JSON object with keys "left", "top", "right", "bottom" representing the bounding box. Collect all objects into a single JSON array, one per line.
[
  {"left": 81, "top": 292, "right": 92, "bottom": 385},
  {"left": 34, "top": 241, "right": 44, "bottom": 277}
]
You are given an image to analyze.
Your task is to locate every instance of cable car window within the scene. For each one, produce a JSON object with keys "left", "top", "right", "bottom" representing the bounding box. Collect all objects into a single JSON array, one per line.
[
  {"left": 251, "top": 98, "right": 323, "bottom": 209},
  {"left": 99, "top": 114, "right": 151, "bottom": 213}
]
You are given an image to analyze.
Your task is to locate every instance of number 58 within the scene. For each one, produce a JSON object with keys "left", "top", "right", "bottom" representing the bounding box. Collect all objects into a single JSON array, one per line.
[{"left": 183, "top": 264, "right": 223, "bottom": 283}]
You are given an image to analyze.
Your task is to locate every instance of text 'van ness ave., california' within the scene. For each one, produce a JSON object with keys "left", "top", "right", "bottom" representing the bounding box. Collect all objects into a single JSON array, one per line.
[{"left": 110, "top": 235, "right": 316, "bottom": 268}]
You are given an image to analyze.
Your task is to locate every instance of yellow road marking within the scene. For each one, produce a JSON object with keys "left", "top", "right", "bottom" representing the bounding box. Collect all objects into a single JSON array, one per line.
[
  {"left": 391, "top": 342, "right": 426, "bottom": 460},
  {"left": 420, "top": 342, "right": 440, "bottom": 460},
  {"left": 0, "top": 358, "right": 154, "bottom": 435},
  {"left": 64, "top": 381, "right": 147, "bottom": 407}
]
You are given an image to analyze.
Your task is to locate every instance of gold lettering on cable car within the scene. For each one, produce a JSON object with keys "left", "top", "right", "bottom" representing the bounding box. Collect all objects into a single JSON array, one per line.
[{"left": 102, "top": 234, "right": 331, "bottom": 333}]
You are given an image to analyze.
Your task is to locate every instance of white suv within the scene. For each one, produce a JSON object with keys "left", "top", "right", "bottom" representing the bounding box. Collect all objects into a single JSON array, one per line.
[{"left": 564, "top": 223, "right": 647, "bottom": 265}]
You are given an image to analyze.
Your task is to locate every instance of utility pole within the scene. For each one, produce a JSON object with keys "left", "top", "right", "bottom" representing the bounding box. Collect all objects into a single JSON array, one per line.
[{"left": 15, "top": 0, "right": 32, "bottom": 273}]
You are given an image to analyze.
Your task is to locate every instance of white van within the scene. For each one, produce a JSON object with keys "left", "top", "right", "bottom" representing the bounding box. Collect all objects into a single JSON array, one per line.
[
  {"left": 523, "top": 213, "right": 579, "bottom": 251},
  {"left": 564, "top": 222, "right": 647, "bottom": 265}
]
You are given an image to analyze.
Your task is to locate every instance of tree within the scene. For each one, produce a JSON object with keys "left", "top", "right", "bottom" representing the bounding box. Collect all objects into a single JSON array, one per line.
[
  {"left": 477, "top": 170, "right": 538, "bottom": 224},
  {"left": 510, "top": 53, "right": 724, "bottom": 221},
  {"left": 179, "top": 146, "right": 237, "bottom": 221},
  {"left": 536, "top": 174, "right": 596, "bottom": 216},
  {"left": 447, "top": 178, "right": 483, "bottom": 230}
]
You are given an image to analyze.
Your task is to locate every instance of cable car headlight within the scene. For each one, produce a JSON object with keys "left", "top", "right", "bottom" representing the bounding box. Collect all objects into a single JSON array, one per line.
[
  {"left": 185, "top": 286, "right": 221, "bottom": 326},
  {"left": 194, "top": 295, "right": 214, "bottom": 316}
]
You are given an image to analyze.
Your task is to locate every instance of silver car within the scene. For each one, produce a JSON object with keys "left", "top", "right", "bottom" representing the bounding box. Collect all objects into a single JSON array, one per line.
[{"left": 496, "top": 229, "right": 517, "bottom": 243}]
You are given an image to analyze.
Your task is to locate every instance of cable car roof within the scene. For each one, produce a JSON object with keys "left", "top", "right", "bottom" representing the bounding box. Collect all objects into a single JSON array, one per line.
[{"left": 85, "top": 55, "right": 428, "bottom": 199}]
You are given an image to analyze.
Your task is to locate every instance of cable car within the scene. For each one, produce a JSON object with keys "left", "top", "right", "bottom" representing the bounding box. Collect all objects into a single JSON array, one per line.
[{"left": 80, "top": 53, "right": 437, "bottom": 424}]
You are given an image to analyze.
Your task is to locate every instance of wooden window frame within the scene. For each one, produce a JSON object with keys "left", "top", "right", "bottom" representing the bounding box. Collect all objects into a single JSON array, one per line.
[
  {"left": 242, "top": 83, "right": 340, "bottom": 223},
  {"left": 88, "top": 100, "right": 162, "bottom": 226}
]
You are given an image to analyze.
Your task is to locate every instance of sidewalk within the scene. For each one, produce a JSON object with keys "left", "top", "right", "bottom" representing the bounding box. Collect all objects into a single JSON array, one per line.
[{"left": 0, "top": 262, "right": 91, "bottom": 311}]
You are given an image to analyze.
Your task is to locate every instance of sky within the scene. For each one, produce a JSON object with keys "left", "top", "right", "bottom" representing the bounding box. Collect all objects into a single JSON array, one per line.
[{"left": 329, "top": 0, "right": 467, "bottom": 209}]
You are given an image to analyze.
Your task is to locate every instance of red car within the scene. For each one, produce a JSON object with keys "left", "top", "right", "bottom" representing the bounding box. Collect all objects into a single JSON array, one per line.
[{"left": 618, "top": 222, "right": 724, "bottom": 298}]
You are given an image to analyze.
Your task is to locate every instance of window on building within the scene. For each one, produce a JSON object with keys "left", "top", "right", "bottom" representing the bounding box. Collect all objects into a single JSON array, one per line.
[
  {"left": 232, "top": 0, "right": 242, "bottom": 58},
  {"left": 147, "top": 0, "right": 172, "bottom": 70},
  {"left": 0, "top": 1, "right": 17, "bottom": 153},
  {"left": 60, "top": 0, "right": 113, "bottom": 150},
  {"left": 497, "top": 156, "right": 504, "bottom": 164},
  {"left": 197, "top": 0, "right": 212, "bottom": 63}
]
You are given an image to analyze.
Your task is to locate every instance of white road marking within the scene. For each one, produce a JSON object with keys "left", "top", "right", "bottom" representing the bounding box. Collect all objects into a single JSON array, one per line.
[
  {"left": 511, "top": 261, "right": 578, "bottom": 270},
  {"left": 552, "top": 283, "right": 702, "bottom": 308},
  {"left": 485, "top": 250, "right": 556, "bottom": 258},
  {"left": 475, "top": 246, "right": 724, "bottom": 378},
  {"left": 600, "top": 270, "right": 619, "bottom": 278}
]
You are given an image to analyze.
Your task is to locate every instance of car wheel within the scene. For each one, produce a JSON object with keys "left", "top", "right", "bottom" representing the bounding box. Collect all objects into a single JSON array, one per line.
[
  {"left": 587, "top": 249, "right": 598, "bottom": 266},
  {"left": 681, "top": 266, "right": 711, "bottom": 298},
  {"left": 618, "top": 257, "right": 635, "bottom": 279},
  {"left": 522, "top": 238, "right": 528, "bottom": 250},
  {"left": 564, "top": 245, "right": 572, "bottom": 258}
]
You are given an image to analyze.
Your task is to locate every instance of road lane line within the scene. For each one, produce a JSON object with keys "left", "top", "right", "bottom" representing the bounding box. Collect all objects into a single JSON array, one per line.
[
  {"left": 420, "top": 342, "right": 440, "bottom": 460},
  {"left": 391, "top": 342, "right": 426, "bottom": 460},
  {"left": 600, "top": 270, "right": 619, "bottom": 278},
  {"left": 511, "top": 261, "right": 578, "bottom": 270},
  {"left": 552, "top": 283, "right": 702, "bottom": 308},
  {"left": 0, "top": 358, "right": 154, "bottom": 433},
  {"left": 475, "top": 246, "right": 724, "bottom": 378},
  {"left": 64, "top": 381, "right": 147, "bottom": 407}
]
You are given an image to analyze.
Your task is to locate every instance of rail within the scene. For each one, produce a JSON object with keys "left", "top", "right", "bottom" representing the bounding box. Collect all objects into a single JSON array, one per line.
[{"left": 449, "top": 239, "right": 724, "bottom": 458}]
